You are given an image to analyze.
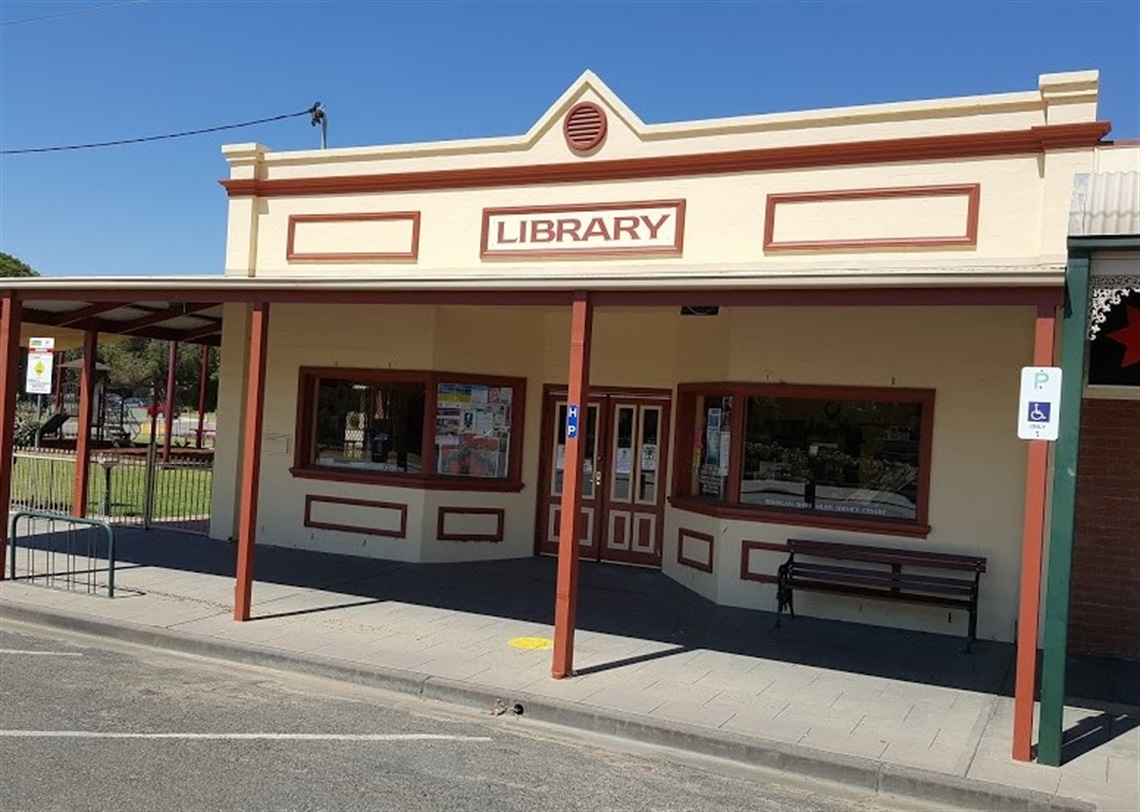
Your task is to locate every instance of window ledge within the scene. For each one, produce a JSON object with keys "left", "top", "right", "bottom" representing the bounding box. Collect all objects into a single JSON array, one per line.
[
  {"left": 667, "top": 496, "right": 931, "bottom": 539},
  {"left": 289, "top": 467, "right": 525, "bottom": 493}
]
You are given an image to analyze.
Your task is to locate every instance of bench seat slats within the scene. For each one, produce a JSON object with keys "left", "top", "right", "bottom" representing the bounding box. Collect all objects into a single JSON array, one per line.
[
  {"left": 792, "top": 579, "right": 975, "bottom": 610},
  {"left": 787, "top": 539, "right": 986, "bottom": 572},
  {"left": 789, "top": 563, "right": 976, "bottom": 595},
  {"left": 776, "top": 538, "right": 988, "bottom": 652}
]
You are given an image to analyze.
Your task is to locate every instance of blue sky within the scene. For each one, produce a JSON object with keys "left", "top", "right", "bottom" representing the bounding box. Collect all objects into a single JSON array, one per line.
[{"left": 2, "top": 0, "right": 1138, "bottom": 277}]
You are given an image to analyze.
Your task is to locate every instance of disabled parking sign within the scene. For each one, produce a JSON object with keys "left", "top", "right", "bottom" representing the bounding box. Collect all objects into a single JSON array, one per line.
[{"left": 1018, "top": 367, "right": 1062, "bottom": 441}]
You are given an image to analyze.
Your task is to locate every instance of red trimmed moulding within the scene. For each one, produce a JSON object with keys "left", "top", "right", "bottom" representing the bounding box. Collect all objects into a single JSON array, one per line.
[
  {"left": 677, "top": 528, "right": 715, "bottom": 573},
  {"left": 739, "top": 539, "right": 790, "bottom": 584},
  {"left": 436, "top": 506, "right": 505, "bottom": 543},
  {"left": 304, "top": 494, "right": 408, "bottom": 539}
]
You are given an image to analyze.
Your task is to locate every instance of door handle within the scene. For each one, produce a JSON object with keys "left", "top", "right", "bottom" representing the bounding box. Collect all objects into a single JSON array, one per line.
[{"left": 594, "top": 470, "right": 603, "bottom": 487}]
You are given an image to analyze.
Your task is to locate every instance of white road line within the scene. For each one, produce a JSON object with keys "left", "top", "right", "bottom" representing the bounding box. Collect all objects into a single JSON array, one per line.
[
  {"left": 0, "top": 731, "right": 491, "bottom": 742},
  {"left": 0, "top": 649, "right": 83, "bottom": 657}
]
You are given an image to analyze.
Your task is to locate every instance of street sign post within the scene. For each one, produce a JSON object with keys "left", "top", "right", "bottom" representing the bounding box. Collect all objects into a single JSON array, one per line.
[{"left": 1018, "top": 366, "right": 1062, "bottom": 441}]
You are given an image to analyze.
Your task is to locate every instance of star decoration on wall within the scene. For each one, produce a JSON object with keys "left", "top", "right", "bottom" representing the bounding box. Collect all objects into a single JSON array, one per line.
[{"left": 1106, "top": 305, "right": 1140, "bottom": 368}]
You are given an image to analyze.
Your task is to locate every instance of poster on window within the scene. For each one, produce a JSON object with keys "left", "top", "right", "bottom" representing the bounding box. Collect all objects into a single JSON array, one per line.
[
  {"left": 616, "top": 447, "right": 633, "bottom": 475},
  {"left": 640, "top": 444, "right": 658, "bottom": 472}
]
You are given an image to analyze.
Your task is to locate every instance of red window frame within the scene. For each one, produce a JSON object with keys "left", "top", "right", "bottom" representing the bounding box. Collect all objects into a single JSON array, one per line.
[
  {"left": 670, "top": 382, "right": 935, "bottom": 538},
  {"left": 292, "top": 367, "right": 526, "bottom": 492}
]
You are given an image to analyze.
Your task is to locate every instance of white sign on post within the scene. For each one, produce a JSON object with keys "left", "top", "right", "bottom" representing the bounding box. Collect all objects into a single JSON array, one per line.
[
  {"left": 1018, "top": 366, "right": 1062, "bottom": 441},
  {"left": 25, "top": 337, "right": 55, "bottom": 396}
]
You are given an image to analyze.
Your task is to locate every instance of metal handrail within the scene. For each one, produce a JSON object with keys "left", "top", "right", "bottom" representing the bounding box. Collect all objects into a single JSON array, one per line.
[{"left": 8, "top": 510, "right": 116, "bottom": 597}]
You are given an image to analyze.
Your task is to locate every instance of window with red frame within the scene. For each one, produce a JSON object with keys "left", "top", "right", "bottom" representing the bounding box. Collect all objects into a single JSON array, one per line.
[
  {"left": 295, "top": 368, "right": 525, "bottom": 488},
  {"left": 674, "top": 384, "right": 934, "bottom": 533}
]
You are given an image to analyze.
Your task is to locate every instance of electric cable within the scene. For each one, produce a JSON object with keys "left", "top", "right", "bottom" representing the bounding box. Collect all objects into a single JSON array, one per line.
[
  {"left": 1, "top": 104, "right": 323, "bottom": 155},
  {"left": 0, "top": 0, "right": 148, "bottom": 28}
]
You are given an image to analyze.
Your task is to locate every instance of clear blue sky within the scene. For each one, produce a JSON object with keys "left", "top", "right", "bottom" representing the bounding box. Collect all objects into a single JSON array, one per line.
[{"left": 2, "top": 0, "right": 1138, "bottom": 277}]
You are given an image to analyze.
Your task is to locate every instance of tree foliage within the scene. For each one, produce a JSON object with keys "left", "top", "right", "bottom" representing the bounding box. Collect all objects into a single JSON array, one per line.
[
  {"left": 98, "top": 338, "right": 219, "bottom": 409},
  {"left": 0, "top": 252, "right": 39, "bottom": 277}
]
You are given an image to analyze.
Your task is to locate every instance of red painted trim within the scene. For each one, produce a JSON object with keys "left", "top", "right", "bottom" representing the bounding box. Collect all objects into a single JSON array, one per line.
[
  {"left": 591, "top": 287, "right": 1063, "bottom": 309},
  {"left": 234, "top": 302, "right": 269, "bottom": 621},
  {"left": 677, "top": 528, "right": 715, "bottom": 573},
  {"left": 740, "top": 539, "right": 789, "bottom": 583},
  {"left": 220, "top": 121, "right": 1110, "bottom": 198},
  {"left": 552, "top": 293, "right": 593, "bottom": 679},
  {"left": 763, "top": 184, "right": 981, "bottom": 252},
  {"left": 304, "top": 494, "right": 408, "bottom": 539},
  {"left": 1012, "top": 305, "right": 1056, "bottom": 762},
  {"left": 288, "top": 467, "right": 525, "bottom": 493},
  {"left": 286, "top": 212, "right": 421, "bottom": 262},
  {"left": 0, "top": 293, "right": 22, "bottom": 570},
  {"left": 669, "top": 497, "right": 933, "bottom": 539},
  {"left": 480, "top": 200, "right": 685, "bottom": 260},
  {"left": 563, "top": 101, "right": 608, "bottom": 153},
  {"left": 436, "top": 506, "right": 505, "bottom": 542},
  {"left": 71, "top": 330, "right": 97, "bottom": 518},
  {"left": 12, "top": 286, "right": 1063, "bottom": 309}
]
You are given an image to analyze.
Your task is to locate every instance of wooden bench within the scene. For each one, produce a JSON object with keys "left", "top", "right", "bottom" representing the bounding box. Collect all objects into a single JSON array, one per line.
[{"left": 775, "top": 538, "right": 987, "bottom": 651}]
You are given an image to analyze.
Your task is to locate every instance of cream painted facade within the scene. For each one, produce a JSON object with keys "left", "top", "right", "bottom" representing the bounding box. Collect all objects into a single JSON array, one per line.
[{"left": 209, "top": 70, "right": 1113, "bottom": 644}]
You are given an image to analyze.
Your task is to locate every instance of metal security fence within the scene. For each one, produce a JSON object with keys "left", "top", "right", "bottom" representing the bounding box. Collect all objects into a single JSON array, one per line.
[
  {"left": 8, "top": 511, "right": 116, "bottom": 597},
  {"left": 10, "top": 447, "right": 213, "bottom": 535}
]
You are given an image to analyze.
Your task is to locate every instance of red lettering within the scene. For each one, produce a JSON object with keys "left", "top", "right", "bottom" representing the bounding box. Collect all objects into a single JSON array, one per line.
[
  {"left": 612, "top": 216, "right": 640, "bottom": 240},
  {"left": 556, "top": 218, "right": 583, "bottom": 242},
  {"left": 581, "top": 217, "right": 612, "bottom": 241},
  {"left": 530, "top": 220, "right": 556, "bottom": 242},
  {"left": 641, "top": 214, "right": 671, "bottom": 239},
  {"left": 496, "top": 221, "right": 519, "bottom": 244}
]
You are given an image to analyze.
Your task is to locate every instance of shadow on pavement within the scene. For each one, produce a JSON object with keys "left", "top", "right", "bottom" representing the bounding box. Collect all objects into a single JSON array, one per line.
[{"left": 18, "top": 523, "right": 1135, "bottom": 708}]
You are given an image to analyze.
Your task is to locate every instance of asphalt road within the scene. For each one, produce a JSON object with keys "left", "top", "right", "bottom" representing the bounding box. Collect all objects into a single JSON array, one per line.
[{"left": 0, "top": 621, "right": 917, "bottom": 812}]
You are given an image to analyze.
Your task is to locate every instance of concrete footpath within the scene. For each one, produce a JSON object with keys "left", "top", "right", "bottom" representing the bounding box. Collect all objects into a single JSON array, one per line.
[{"left": 1, "top": 528, "right": 1136, "bottom": 811}]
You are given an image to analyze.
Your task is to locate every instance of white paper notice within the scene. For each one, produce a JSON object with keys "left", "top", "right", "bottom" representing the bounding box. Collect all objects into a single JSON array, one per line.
[{"left": 616, "top": 447, "right": 633, "bottom": 475}]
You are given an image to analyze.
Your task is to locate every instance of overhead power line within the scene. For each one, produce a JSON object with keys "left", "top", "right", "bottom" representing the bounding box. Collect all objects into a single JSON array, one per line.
[
  {"left": 1, "top": 104, "right": 324, "bottom": 155},
  {"left": 0, "top": 0, "right": 149, "bottom": 28}
]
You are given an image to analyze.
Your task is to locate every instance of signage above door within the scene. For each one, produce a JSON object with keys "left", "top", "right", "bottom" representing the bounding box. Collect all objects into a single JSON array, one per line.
[{"left": 481, "top": 200, "right": 685, "bottom": 259}]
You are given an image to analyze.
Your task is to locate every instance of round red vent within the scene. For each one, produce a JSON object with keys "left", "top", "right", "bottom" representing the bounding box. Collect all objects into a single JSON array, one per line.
[{"left": 563, "top": 102, "right": 607, "bottom": 153}]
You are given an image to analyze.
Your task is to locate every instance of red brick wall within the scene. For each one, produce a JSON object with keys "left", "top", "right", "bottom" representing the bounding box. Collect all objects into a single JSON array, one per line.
[{"left": 1070, "top": 398, "right": 1140, "bottom": 659}]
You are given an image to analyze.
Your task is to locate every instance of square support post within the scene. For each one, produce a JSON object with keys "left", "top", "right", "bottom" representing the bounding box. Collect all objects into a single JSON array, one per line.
[
  {"left": 551, "top": 293, "right": 593, "bottom": 679},
  {"left": 0, "top": 293, "right": 22, "bottom": 573},
  {"left": 1038, "top": 254, "right": 1091, "bottom": 766},
  {"left": 234, "top": 303, "right": 269, "bottom": 621},
  {"left": 163, "top": 341, "right": 179, "bottom": 463},
  {"left": 71, "top": 330, "right": 98, "bottom": 518},
  {"left": 1012, "top": 304, "right": 1057, "bottom": 761}
]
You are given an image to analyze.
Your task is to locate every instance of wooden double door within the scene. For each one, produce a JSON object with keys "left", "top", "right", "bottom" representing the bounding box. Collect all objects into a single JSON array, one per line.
[{"left": 536, "top": 389, "right": 671, "bottom": 567}]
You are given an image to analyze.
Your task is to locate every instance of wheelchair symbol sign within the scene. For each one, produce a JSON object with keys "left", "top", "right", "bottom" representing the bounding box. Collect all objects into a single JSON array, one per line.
[
  {"left": 1027, "top": 402, "right": 1051, "bottom": 423},
  {"left": 1018, "top": 366, "right": 1062, "bottom": 441}
]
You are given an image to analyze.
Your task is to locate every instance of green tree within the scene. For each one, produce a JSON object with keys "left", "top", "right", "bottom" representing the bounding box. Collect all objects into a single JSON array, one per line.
[
  {"left": 0, "top": 252, "right": 39, "bottom": 277},
  {"left": 98, "top": 338, "right": 218, "bottom": 410}
]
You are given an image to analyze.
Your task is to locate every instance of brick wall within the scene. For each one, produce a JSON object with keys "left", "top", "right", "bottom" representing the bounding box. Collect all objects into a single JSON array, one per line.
[{"left": 1070, "top": 398, "right": 1140, "bottom": 659}]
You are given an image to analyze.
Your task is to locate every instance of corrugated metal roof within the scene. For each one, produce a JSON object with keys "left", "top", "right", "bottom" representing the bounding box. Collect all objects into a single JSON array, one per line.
[{"left": 1069, "top": 172, "right": 1140, "bottom": 237}]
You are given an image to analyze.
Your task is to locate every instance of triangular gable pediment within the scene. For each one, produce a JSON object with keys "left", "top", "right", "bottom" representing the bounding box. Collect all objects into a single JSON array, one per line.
[{"left": 524, "top": 70, "right": 647, "bottom": 158}]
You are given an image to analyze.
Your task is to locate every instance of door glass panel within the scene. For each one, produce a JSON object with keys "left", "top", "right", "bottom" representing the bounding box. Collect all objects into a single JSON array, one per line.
[
  {"left": 582, "top": 404, "right": 599, "bottom": 500},
  {"left": 552, "top": 403, "right": 567, "bottom": 496},
  {"left": 552, "top": 401, "right": 600, "bottom": 499},
  {"left": 611, "top": 405, "right": 635, "bottom": 502},
  {"left": 638, "top": 407, "right": 660, "bottom": 504}
]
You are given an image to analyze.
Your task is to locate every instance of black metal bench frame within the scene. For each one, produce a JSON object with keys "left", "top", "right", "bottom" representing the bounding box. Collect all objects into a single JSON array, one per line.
[{"left": 775, "top": 538, "right": 987, "bottom": 651}]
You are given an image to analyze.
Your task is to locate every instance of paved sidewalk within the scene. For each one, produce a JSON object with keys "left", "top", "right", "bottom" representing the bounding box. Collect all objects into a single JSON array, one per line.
[{"left": 1, "top": 527, "right": 1136, "bottom": 811}]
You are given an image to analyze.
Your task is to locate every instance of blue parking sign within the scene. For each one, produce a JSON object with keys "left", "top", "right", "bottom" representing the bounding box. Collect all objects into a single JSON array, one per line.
[{"left": 566, "top": 404, "right": 579, "bottom": 439}]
